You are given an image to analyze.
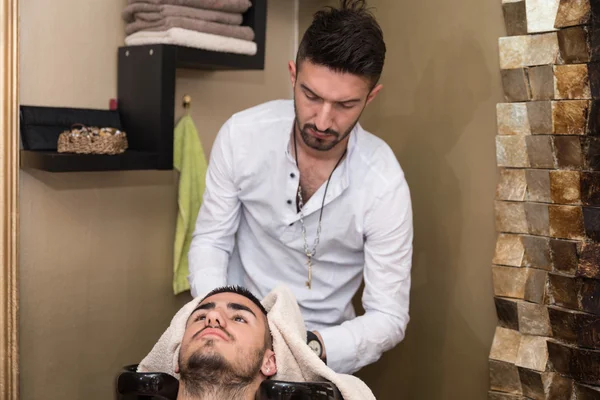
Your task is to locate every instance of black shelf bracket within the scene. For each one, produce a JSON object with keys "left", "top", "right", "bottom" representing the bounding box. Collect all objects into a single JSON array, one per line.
[{"left": 117, "top": 45, "right": 177, "bottom": 170}]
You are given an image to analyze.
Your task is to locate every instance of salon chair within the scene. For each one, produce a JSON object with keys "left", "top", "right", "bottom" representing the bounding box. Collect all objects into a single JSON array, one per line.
[{"left": 116, "top": 365, "right": 344, "bottom": 400}]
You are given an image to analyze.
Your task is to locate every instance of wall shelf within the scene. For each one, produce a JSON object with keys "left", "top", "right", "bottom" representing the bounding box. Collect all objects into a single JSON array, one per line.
[
  {"left": 169, "top": 0, "right": 266, "bottom": 70},
  {"left": 115, "top": 0, "right": 266, "bottom": 171},
  {"left": 18, "top": 105, "right": 161, "bottom": 172},
  {"left": 20, "top": 0, "right": 267, "bottom": 173},
  {"left": 20, "top": 150, "right": 159, "bottom": 173},
  {"left": 171, "top": 43, "right": 264, "bottom": 70}
]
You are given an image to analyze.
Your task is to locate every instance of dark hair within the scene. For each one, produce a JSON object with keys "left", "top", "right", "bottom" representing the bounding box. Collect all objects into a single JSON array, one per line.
[
  {"left": 201, "top": 285, "right": 268, "bottom": 316},
  {"left": 296, "top": 0, "right": 386, "bottom": 86}
]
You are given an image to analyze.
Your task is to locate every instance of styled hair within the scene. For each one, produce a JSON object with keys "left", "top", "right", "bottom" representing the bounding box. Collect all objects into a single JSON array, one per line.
[
  {"left": 201, "top": 285, "right": 268, "bottom": 316},
  {"left": 296, "top": 0, "right": 386, "bottom": 86}
]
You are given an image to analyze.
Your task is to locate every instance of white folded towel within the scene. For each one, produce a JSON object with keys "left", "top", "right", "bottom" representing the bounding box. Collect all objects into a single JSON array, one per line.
[
  {"left": 124, "top": 27, "right": 257, "bottom": 56},
  {"left": 138, "top": 285, "right": 376, "bottom": 400}
]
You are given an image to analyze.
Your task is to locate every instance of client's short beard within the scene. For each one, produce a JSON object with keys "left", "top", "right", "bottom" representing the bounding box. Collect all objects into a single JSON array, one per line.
[{"left": 179, "top": 345, "right": 265, "bottom": 398}]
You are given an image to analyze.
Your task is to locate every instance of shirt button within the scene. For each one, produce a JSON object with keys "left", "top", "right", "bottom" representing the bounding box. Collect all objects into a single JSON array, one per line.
[
  {"left": 290, "top": 173, "right": 296, "bottom": 178},
  {"left": 287, "top": 200, "right": 292, "bottom": 205}
]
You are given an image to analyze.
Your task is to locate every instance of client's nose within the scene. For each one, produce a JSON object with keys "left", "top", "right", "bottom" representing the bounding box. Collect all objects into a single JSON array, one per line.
[{"left": 205, "top": 309, "right": 226, "bottom": 328}]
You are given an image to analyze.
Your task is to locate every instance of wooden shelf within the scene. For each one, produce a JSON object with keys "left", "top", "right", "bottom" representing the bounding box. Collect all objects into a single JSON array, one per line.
[{"left": 20, "top": 150, "right": 160, "bottom": 173}]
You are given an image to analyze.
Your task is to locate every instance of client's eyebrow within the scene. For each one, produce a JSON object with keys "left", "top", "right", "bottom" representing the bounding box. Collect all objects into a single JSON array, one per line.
[
  {"left": 228, "top": 302, "right": 257, "bottom": 318},
  {"left": 192, "top": 302, "right": 215, "bottom": 314},
  {"left": 190, "top": 302, "right": 257, "bottom": 318}
]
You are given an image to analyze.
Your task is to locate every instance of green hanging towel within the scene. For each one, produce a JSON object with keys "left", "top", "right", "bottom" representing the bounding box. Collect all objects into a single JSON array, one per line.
[{"left": 173, "top": 114, "right": 208, "bottom": 295}]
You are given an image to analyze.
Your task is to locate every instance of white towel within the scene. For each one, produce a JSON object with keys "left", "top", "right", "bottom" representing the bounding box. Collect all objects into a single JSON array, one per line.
[
  {"left": 138, "top": 285, "right": 376, "bottom": 400},
  {"left": 124, "top": 27, "right": 257, "bottom": 56}
]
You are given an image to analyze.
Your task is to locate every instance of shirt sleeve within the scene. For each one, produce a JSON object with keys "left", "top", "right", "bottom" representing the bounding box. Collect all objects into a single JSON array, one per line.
[
  {"left": 187, "top": 118, "right": 242, "bottom": 298},
  {"left": 318, "top": 177, "right": 413, "bottom": 374}
]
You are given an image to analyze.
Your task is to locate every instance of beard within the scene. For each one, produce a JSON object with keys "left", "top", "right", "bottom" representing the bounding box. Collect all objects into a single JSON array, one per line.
[
  {"left": 293, "top": 101, "right": 362, "bottom": 152},
  {"left": 179, "top": 341, "right": 266, "bottom": 398}
]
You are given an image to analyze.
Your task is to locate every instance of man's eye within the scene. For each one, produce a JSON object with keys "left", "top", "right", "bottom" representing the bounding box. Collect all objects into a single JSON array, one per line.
[
  {"left": 338, "top": 103, "right": 354, "bottom": 109},
  {"left": 233, "top": 315, "right": 247, "bottom": 323},
  {"left": 195, "top": 314, "right": 206, "bottom": 322},
  {"left": 305, "top": 93, "right": 319, "bottom": 101}
]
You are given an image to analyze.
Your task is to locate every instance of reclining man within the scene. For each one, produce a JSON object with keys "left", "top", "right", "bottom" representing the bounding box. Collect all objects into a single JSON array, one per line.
[
  {"left": 138, "top": 284, "right": 375, "bottom": 399},
  {"left": 176, "top": 285, "right": 277, "bottom": 400}
]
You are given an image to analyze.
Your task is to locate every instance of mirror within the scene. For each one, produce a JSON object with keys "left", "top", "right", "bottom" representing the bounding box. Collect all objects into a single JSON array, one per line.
[{"left": 6, "top": 0, "right": 511, "bottom": 398}]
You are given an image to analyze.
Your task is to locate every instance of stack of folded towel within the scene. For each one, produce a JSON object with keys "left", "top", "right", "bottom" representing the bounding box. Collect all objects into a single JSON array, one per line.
[{"left": 122, "top": 0, "right": 257, "bottom": 56}]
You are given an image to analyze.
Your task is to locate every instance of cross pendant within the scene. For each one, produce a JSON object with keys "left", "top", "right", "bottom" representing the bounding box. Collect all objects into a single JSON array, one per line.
[{"left": 306, "top": 257, "right": 313, "bottom": 289}]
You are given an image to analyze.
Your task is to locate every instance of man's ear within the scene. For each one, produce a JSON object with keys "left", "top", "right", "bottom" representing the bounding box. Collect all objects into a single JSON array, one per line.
[
  {"left": 175, "top": 350, "right": 181, "bottom": 374},
  {"left": 288, "top": 61, "right": 297, "bottom": 88},
  {"left": 261, "top": 349, "right": 277, "bottom": 377},
  {"left": 366, "top": 84, "right": 383, "bottom": 106}
]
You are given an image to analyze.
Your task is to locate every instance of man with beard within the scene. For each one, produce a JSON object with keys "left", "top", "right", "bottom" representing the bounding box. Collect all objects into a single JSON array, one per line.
[
  {"left": 176, "top": 286, "right": 276, "bottom": 400},
  {"left": 188, "top": 0, "right": 413, "bottom": 375}
]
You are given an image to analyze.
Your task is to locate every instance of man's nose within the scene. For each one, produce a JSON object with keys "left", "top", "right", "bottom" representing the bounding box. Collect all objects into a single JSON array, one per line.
[
  {"left": 315, "top": 103, "right": 333, "bottom": 132},
  {"left": 205, "top": 309, "right": 227, "bottom": 328}
]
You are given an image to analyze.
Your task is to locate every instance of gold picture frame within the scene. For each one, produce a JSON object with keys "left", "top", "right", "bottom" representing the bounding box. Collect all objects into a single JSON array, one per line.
[{"left": 0, "top": 0, "right": 19, "bottom": 399}]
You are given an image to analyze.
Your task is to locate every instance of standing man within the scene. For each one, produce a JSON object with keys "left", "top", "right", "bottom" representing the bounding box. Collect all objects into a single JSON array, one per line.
[{"left": 188, "top": 0, "right": 413, "bottom": 375}]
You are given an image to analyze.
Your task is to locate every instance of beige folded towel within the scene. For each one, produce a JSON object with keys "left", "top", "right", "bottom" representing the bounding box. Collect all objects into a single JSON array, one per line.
[
  {"left": 124, "top": 28, "right": 257, "bottom": 56},
  {"left": 138, "top": 285, "right": 376, "bottom": 400},
  {"left": 125, "top": 16, "right": 254, "bottom": 40},
  {"left": 122, "top": 3, "right": 243, "bottom": 25},
  {"left": 127, "top": 0, "right": 252, "bottom": 14}
]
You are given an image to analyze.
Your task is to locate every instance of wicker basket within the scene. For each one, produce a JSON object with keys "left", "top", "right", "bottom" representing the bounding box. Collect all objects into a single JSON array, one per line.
[{"left": 57, "top": 124, "right": 128, "bottom": 155}]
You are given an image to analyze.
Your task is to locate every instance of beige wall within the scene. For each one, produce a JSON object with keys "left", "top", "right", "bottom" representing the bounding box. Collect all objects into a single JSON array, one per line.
[
  {"left": 18, "top": 1, "right": 295, "bottom": 399},
  {"left": 300, "top": 1, "right": 504, "bottom": 399}
]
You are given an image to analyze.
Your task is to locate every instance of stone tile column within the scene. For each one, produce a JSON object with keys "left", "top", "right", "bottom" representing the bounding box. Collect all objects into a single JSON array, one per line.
[{"left": 491, "top": 0, "right": 600, "bottom": 398}]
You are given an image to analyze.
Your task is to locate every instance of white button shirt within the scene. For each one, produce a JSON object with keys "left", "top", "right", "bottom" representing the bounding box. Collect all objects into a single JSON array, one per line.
[{"left": 188, "top": 99, "right": 413, "bottom": 374}]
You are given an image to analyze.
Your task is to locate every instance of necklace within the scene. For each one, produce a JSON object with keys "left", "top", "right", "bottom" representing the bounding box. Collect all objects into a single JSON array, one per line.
[{"left": 293, "top": 131, "right": 347, "bottom": 289}]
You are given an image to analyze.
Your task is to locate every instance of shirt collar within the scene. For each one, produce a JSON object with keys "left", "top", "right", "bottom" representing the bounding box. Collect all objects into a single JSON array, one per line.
[{"left": 284, "top": 123, "right": 358, "bottom": 217}]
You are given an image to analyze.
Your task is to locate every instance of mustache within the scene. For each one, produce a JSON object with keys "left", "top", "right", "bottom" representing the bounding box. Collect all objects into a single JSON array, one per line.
[
  {"left": 303, "top": 124, "right": 339, "bottom": 137},
  {"left": 193, "top": 325, "right": 234, "bottom": 341}
]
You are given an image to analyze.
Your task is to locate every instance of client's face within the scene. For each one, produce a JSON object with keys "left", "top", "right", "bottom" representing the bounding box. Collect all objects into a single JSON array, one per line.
[{"left": 178, "top": 292, "right": 275, "bottom": 386}]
